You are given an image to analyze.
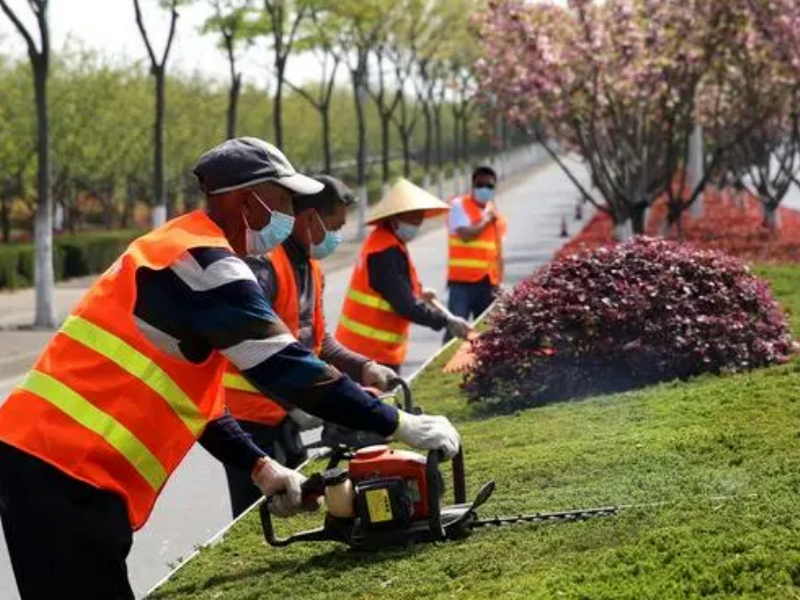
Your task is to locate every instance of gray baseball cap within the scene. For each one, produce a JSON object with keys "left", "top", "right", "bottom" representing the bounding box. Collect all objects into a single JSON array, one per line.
[{"left": 193, "top": 137, "right": 324, "bottom": 196}]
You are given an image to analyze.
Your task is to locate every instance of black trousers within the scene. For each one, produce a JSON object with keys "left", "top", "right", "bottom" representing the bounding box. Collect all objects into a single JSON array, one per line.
[
  {"left": 443, "top": 279, "right": 497, "bottom": 343},
  {"left": 223, "top": 418, "right": 307, "bottom": 518},
  {"left": 0, "top": 441, "right": 134, "bottom": 600}
]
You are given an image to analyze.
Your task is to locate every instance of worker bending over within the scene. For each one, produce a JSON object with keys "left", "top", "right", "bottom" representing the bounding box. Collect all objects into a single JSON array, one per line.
[
  {"left": 223, "top": 174, "right": 397, "bottom": 517},
  {"left": 0, "top": 138, "right": 459, "bottom": 600},
  {"left": 336, "top": 178, "right": 471, "bottom": 373}
]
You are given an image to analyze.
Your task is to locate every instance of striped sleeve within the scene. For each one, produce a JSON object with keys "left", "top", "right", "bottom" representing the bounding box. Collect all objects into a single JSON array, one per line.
[{"left": 147, "top": 247, "right": 398, "bottom": 436}]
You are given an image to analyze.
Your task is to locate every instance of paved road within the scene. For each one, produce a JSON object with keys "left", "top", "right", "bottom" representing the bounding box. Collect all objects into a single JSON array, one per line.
[{"left": 0, "top": 155, "right": 590, "bottom": 599}]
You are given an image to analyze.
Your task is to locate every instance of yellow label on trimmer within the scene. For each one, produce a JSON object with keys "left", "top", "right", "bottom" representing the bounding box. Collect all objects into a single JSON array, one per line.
[{"left": 365, "top": 488, "right": 393, "bottom": 523}]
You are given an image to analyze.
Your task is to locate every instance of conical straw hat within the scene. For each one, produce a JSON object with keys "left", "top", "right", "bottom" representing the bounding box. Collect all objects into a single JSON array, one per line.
[{"left": 367, "top": 177, "right": 450, "bottom": 225}]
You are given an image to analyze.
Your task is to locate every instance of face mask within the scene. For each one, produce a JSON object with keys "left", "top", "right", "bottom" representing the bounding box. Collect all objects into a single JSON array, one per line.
[
  {"left": 395, "top": 221, "right": 420, "bottom": 243},
  {"left": 309, "top": 228, "right": 342, "bottom": 259},
  {"left": 243, "top": 192, "right": 295, "bottom": 256},
  {"left": 473, "top": 187, "right": 495, "bottom": 205}
]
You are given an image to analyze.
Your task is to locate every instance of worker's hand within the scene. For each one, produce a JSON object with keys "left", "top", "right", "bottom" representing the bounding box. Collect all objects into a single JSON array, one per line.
[
  {"left": 421, "top": 286, "right": 438, "bottom": 302},
  {"left": 288, "top": 408, "right": 322, "bottom": 431},
  {"left": 484, "top": 206, "right": 498, "bottom": 223},
  {"left": 361, "top": 361, "right": 397, "bottom": 391},
  {"left": 393, "top": 411, "right": 461, "bottom": 458},
  {"left": 252, "top": 457, "right": 314, "bottom": 517},
  {"left": 446, "top": 316, "right": 473, "bottom": 340}
]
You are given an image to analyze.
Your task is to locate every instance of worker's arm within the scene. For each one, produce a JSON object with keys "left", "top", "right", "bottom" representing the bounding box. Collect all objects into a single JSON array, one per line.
[
  {"left": 198, "top": 409, "right": 266, "bottom": 472},
  {"left": 319, "top": 332, "right": 370, "bottom": 380},
  {"left": 450, "top": 198, "right": 495, "bottom": 242},
  {"left": 367, "top": 247, "right": 449, "bottom": 330}
]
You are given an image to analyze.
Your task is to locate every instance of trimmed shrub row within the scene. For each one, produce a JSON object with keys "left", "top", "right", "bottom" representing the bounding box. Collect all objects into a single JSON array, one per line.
[{"left": 0, "top": 230, "right": 142, "bottom": 291}]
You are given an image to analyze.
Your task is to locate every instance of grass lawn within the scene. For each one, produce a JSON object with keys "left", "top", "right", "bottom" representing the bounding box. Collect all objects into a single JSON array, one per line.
[{"left": 150, "top": 265, "right": 800, "bottom": 600}]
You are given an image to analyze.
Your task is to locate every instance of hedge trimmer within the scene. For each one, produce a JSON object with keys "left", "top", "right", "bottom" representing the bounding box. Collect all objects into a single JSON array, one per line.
[
  {"left": 260, "top": 383, "right": 623, "bottom": 550},
  {"left": 260, "top": 444, "right": 624, "bottom": 550}
]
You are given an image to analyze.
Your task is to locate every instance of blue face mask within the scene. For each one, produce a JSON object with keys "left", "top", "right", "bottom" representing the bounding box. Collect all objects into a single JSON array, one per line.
[
  {"left": 473, "top": 187, "right": 495, "bottom": 205},
  {"left": 310, "top": 228, "right": 342, "bottom": 259},
  {"left": 244, "top": 192, "right": 295, "bottom": 256},
  {"left": 395, "top": 221, "right": 420, "bottom": 243}
]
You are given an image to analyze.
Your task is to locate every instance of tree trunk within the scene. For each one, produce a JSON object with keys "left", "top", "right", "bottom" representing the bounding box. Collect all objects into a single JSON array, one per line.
[
  {"left": 353, "top": 72, "right": 368, "bottom": 240},
  {"left": 462, "top": 114, "right": 470, "bottom": 166},
  {"left": 33, "top": 60, "right": 55, "bottom": 327},
  {"left": 400, "top": 131, "right": 412, "bottom": 178},
  {"left": 227, "top": 74, "right": 241, "bottom": 140},
  {"left": 764, "top": 204, "right": 781, "bottom": 231},
  {"left": 321, "top": 107, "right": 332, "bottom": 174},
  {"left": 1, "top": 195, "right": 10, "bottom": 244},
  {"left": 381, "top": 115, "right": 391, "bottom": 186},
  {"left": 422, "top": 103, "right": 433, "bottom": 172},
  {"left": 273, "top": 64, "right": 285, "bottom": 147},
  {"left": 613, "top": 220, "right": 633, "bottom": 242},
  {"left": 433, "top": 104, "right": 443, "bottom": 173},
  {"left": 153, "top": 68, "right": 167, "bottom": 225},
  {"left": 630, "top": 204, "right": 646, "bottom": 235}
]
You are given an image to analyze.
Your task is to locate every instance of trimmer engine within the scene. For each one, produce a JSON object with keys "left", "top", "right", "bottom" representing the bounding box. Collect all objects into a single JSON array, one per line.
[{"left": 261, "top": 445, "right": 495, "bottom": 550}]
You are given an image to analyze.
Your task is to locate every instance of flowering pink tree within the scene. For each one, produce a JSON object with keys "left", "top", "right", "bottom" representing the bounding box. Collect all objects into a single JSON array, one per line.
[{"left": 475, "top": 0, "right": 737, "bottom": 238}]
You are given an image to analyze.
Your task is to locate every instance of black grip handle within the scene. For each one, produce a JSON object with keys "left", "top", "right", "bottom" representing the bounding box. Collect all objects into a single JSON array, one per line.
[
  {"left": 386, "top": 377, "right": 416, "bottom": 413},
  {"left": 426, "top": 449, "right": 445, "bottom": 540}
]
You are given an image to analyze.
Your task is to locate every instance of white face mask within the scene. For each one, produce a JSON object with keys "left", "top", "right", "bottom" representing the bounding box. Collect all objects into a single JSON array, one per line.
[
  {"left": 394, "top": 221, "right": 420, "bottom": 243},
  {"left": 243, "top": 192, "right": 295, "bottom": 256}
]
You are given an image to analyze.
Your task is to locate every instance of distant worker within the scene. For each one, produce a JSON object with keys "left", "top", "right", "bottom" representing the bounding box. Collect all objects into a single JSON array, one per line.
[
  {"left": 223, "top": 174, "right": 398, "bottom": 517},
  {"left": 336, "top": 178, "right": 472, "bottom": 373},
  {"left": 445, "top": 166, "right": 507, "bottom": 342},
  {"left": 0, "top": 138, "right": 460, "bottom": 600}
]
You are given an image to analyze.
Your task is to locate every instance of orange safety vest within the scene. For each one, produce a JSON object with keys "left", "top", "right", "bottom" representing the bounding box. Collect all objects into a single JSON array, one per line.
[
  {"left": 447, "top": 195, "right": 504, "bottom": 285},
  {"left": 0, "top": 211, "right": 229, "bottom": 529},
  {"left": 335, "top": 225, "right": 420, "bottom": 366},
  {"left": 223, "top": 244, "right": 325, "bottom": 426}
]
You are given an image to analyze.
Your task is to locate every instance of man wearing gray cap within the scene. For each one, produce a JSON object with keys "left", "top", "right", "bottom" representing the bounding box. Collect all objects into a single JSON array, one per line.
[
  {"left": 0, "top": 137, "right": 460, "bottom": 600},
  {"left": 221, "top": 174, "right": 399, "bottom": 518}
]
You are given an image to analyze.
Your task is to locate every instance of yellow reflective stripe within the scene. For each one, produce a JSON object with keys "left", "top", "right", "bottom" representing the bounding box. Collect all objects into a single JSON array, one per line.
[
  {"left": 223, "top": 372, "right": 258, "bottom": 394},
  {"left": 346, "top": 289, "right": 395, "bottom": 312},
  {"left": 449, "top": 259, "right": 491, "bottom": 269},
  {"left": 449, "top": 238, "right": 496, "bottom": 250},
  {"left": 61, "top": 316, "right": 206, "bottom": 437},
  {"left": 339, "top": 314, "right": 405, "bottom": 344},
  {"left": 20, "top": 370, "right": 167, "bottom": 491}
]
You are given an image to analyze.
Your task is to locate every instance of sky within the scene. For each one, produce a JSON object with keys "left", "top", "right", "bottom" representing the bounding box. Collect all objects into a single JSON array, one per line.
[{"left": 0, "top": 0, "right": 321, "bottom": 88}]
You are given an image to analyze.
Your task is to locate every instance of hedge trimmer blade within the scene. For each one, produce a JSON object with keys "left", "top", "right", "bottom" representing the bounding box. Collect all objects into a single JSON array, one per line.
[{"left": 469, "top": 505, "right": 621, "bottom": 529}]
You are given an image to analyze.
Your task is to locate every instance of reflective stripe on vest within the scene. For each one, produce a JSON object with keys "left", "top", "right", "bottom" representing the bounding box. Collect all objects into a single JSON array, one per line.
[
  {"left": 20, "top": 370, "right": 168, "bottom": 490},
  {"left": 335, "top": 225, "right": 419, "bottom": 365},
  {"left": 0, "top": 211, "right": 229, "bottom": 529},
  {"left": 224, "top": 243, "right": 326, "bottom": 426},
  {"left": 447, "top": 196, "right": 501, "bottom": 285}
]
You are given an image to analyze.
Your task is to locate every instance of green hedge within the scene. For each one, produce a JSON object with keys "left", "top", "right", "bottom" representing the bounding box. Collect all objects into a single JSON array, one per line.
[{"left": 0, "top": 230, "right": 141, "bottom": 291}]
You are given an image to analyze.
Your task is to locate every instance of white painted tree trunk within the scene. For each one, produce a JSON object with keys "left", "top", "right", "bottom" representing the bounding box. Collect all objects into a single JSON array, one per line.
[
  {"left": 688, "top": 125, "right": 704, "bottom": 216},
  {"left": 437, "top": 170, "right": 445, "bottom": 201},
  {"left": 764, "top": 204, "right": 781, "bottom": 231},
  {"left": 151, "top": 205, "right": 167, "bottom": 228},
  {"left": 34, "top": 200, "right": 56, "bottom": 327},
  {"left": 54, "top": 202, "right": 64, "bottom": 231},
  {"left": 381, "top": 181, "right": 390, "bottom": 200},
  {"left": 423, "top": 172, "right": 431, "bottom": 191},
  {"left": 614, "top": 220, "right": 633, "bottom": 242}
]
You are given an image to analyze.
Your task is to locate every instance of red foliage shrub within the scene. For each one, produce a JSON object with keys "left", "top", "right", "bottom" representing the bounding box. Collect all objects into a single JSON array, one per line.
[
  {"left": 465, "top": 238, "right": 795, "bottom": 409},
  {"left": 558, "top": 189, "right": 800, "bottom": 262}
]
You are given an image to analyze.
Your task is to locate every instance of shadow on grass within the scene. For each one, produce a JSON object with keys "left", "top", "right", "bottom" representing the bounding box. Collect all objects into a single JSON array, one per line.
[{"left": 147, "top": 544, "right": 443, "bottom": 599}]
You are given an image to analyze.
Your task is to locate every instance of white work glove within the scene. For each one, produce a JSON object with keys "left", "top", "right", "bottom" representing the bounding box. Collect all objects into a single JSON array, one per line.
[
  {"left": 421, "top": 286, "right": 438, "bottom": 302},
  {"left": 393, "top": 410, "right": 461, "bottom": 458},
  {"left": 361, "top": 361, "right": 397, "bottom": 391},
  {"left": 288, "top": 408, "right": 322, "bottom": 431},
  {"left": 252, "top": 457, "right": 312, "bottom": 517},
  {"left": 446, "top": 316, "right": 473, "bottom": 340}
]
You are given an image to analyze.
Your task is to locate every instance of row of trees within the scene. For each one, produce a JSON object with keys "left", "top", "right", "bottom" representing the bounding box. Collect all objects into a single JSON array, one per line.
[
  {"left": 0, "top": 0, "right": 492, "bottom": 327},
  {"left": 475, "top": 0, "right": 800, "bottom": 239}
]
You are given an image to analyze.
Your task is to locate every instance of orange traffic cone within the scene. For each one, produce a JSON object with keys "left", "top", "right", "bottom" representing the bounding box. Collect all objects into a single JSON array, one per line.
[{"left": 560, "top": 216, "right": 569, "bottom": 238}]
